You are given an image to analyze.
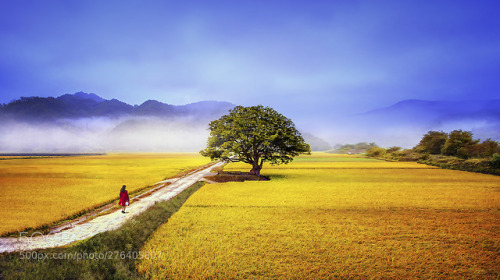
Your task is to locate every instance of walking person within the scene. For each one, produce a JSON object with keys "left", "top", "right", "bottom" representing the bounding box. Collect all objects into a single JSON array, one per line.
[{"left": 119, "top": 185, "right": 130, "bottom": 213}]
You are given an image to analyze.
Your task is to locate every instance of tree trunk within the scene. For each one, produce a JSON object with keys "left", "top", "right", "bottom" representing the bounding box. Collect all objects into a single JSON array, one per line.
[{"left": 249, "top": 164, "right": 261, "bottom": 176}]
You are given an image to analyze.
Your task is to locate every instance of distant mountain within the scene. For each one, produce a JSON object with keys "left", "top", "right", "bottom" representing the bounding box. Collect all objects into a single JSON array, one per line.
[
  {"left": 0, "top": 92, "right": 236, "bottom": 153},
  {"left": 59, "top": 92, "right": 105, "bottom": 103},
  {"left": 0, "top": 93, "right": 332, "bottom": 153},
  {"left": 302, "top": 133, "right": 332, "bottom": 151},
  {"left": 0, "top": 92, "right": 235, "bottom": 121},
  {"left": 331, "top": 99, "right": 500, "bottom": 147},
  {"left": 361, "top": 99, "right": 500, "bottom": 126}
]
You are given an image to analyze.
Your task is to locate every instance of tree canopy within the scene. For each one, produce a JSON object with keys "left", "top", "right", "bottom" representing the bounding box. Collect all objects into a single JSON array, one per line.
[
  {"left": 442, "top": 129, "right": 479, "bottom": 157},
  {"left": 413, "top": 129, "right": 499, "bottom": 159},
  {"left": 200, "top": 105, "right": 311, "bottom": 176},
  {"left": 415, "top": 130, "right": 448, "bottom": 154}
]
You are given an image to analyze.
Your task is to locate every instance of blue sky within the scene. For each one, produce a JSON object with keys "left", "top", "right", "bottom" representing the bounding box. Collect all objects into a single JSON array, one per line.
[{"left": 1, "top": 0, "right": 499, "bottom": 123}]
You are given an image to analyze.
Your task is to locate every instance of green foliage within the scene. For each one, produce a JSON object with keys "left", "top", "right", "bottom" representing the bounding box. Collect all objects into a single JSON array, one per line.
[
  {"left": 492, "top": 153, "right": 500, "bottom": 168},
  {"left": 441, "top": 130, "right": 479, "bottom": 157},
  {"left": 418, "top": 155, "right": 500, "bottom": 176},
  {"left": 467, "top": 139, "right": 500, "bottom": 158},
  {"left": 385, "top": 149, "right": 428, "bottom": 161},
  {"left": 366, "top": 146, "right": 386, "bottom": 157},
  {"left": 386, "top": 146, "right": 401, "bottom": 153},
  {"left": 379, "top": 130, "right": 500, "bottom": 175},
  {"left": 415, "top": 130, "right": 499, "bottom": 159},
  {"left": 200, "top": 105, "right": 310, "bottom": 174},
  {"left": 414, "top": 130, "right": 448, "bottom": 154}
]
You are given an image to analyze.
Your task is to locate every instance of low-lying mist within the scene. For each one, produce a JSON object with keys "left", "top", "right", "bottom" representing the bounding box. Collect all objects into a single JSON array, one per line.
[
  {"left": 317, "top": 116, "right": 500, "bottom": 149},
  {"left": 2, "top": 109, "right": 499, "bottom": 153},
  {"left": 0, "top": 116, "right": 210, "bottom": 153}
]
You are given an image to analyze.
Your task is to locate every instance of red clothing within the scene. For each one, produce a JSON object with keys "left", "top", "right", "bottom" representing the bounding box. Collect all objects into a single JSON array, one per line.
[{"left": 119, "top": 190, "right": 129, "bottom": 206}]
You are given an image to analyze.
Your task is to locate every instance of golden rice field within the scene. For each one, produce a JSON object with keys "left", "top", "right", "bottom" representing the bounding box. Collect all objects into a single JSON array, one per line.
[
  {"left": 138, "top": 153, "right": 500, "bottom": 279},
  {"left": 0, "top": 153, "right": 210, "bottom": 235}
]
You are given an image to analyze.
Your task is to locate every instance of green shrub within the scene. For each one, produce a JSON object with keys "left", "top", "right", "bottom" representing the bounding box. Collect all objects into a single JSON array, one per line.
[
  {"left": 457, "top": 147, "right": 471, "bottom": 159},
  {"left": 492, "top": 153, "right": 500, "bottom": 168},
  {"left": 366, "top": 147, "right": 386, "bottom": 157},
  {"left": 386, "top": 146, "right": 401, "bottom": 153}
]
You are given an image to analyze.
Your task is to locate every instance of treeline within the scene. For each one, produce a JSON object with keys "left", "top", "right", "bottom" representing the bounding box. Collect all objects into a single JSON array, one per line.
[
  {"left": 329, "top": 142, "right": 377, "bottom": 154},
  {"left": 366, "top": 130, "right": 500, "bottom": 175}
]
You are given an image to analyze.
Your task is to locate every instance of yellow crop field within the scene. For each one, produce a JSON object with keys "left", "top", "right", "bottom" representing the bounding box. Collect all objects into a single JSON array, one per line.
[
  {"left": 138, "top": 153, "right": 500, "bottom": 279},
  {"left": 0, "top": 153, "right": 211, "bottom": 235}
]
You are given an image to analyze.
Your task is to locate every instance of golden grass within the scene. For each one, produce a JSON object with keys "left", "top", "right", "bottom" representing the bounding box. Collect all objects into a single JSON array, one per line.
[
  {"left": 137, "top": 153, "right": 500, "bottom": 279},
  {"left": 0, "top": 153, "right": 211, "bottom": 235}
]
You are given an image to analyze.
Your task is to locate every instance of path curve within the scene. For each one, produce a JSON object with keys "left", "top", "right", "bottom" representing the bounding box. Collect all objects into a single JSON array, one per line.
[{"left": 0, "top": 161, "right": 224, "bottom": 253}]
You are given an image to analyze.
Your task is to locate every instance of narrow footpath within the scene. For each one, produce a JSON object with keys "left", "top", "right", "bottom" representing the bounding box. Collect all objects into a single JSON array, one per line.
[{"left": 0, "top": 161, "right": 224, "bottom": 253}]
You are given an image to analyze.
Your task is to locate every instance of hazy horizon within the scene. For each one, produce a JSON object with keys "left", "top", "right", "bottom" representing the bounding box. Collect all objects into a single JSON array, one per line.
[{"left": 1, "top": 92, "right": 499, "bottom": 153}]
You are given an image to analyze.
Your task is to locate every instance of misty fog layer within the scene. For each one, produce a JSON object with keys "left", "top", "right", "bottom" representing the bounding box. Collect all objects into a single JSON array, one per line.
[
  {"left": 2, "top": 116, "right": 499, "bottom": 153},
  {"left": 322, "top": 120, "right": 500, "bottom": 149},
  {"left": 303, "top": 99, "right": 500, "bottom": 148},
  {"left": 2, "top": 97, "right": 500, "bottom": 153},
  {"left": 0, "top": 117, "right": 209, "bottom": 153}
]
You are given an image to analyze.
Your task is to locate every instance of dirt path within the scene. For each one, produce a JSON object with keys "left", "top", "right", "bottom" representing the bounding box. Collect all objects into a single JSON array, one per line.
[{"left": 0, "top": 161, "right": 224, "bottom": 253}]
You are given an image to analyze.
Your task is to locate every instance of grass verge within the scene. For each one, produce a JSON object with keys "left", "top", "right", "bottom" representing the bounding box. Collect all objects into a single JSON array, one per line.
[
  {"left": 0, "top": 181, "right": 205, "bottom": 280},
  {"left": 376, "top": 150, "right": 500, "bottom": 176}
]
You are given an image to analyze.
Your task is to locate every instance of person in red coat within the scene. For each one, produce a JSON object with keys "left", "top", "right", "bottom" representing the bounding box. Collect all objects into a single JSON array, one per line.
[{"left": 119, "top": 185, "right": 130, "bottom": 213}]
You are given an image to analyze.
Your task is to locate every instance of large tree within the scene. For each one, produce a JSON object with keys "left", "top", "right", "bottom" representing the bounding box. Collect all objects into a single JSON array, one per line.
[{"left": 200, "top": 105, "right": 311, "bottom": 176}]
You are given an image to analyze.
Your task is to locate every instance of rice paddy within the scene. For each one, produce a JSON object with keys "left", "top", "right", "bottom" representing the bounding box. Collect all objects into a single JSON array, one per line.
[
  {"left": 137, "top": 153, "right": 500, "bottom": 279},
  {"left": 0, "top": 153, "right": 211, "bottom": 235}
]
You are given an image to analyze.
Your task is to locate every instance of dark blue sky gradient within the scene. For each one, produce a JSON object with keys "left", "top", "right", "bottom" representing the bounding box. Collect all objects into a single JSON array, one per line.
[{"left": 1, "top": 0, "right": 499, "bottom": 122}]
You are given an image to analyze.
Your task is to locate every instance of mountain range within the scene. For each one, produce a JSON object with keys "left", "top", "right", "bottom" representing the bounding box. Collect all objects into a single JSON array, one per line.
[
  {"left": 1, "top": 93, "right": 499, "bottom": 152},
  {"left": 0, "top": 93, "right": 237, "bottom": 153},
  {"left": 0, "top": 93, "right": 336, "bottom": 152},
  {"left": 0, "top": 92, "right": 234, "bottom": 121}
]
